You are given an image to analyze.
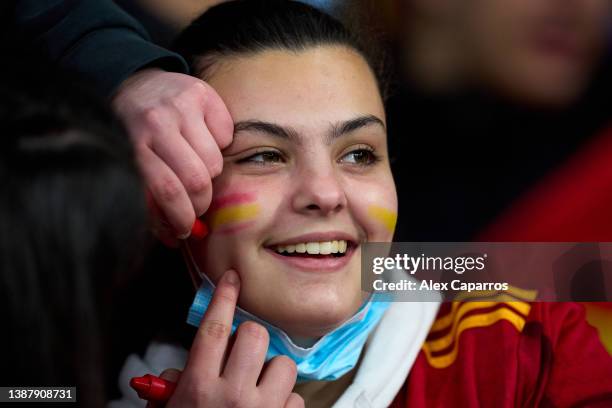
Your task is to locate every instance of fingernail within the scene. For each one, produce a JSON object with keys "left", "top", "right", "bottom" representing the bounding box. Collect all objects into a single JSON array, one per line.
[
  {"left": 224, "top": 270, "right": 239, "bottom": 286},
  {"left": 177, "top": 231, "right": 191, "bottom": 239},
  {"left": 190, "top": 219, "right": 209, "bottom": 240}
]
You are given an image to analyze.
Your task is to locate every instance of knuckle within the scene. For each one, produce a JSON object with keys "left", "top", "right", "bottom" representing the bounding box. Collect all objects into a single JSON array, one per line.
[
  {"left": 207, "top": 153, "right": 224, "bottom": 178},
  {"left": 172, "top": 90, "right": 195, "bottom": 112},
  {"left": 200, "top": 319, "right": 230, "bottom": 340},
  {"left": 222, "top": 116, "right": 234, "bottom": 139},
  {"left": 216, "top": 116, "right": 234, "bottom": 149},
  {"left": 222, "top": 383, "right": 247, "bottom": 408},
  {"left": 155, "top": 177, "right": 183, "bottom": 202},
  {"left": 213, "top": 284, "right": 238, "bottom": 304},
  {"left": 224, "top": 395, "right": 242, "bottom": 408},
  {"left": 239, "top": 321, "right": 268, "bottom": 341},
  {"left": 184, "top": 170, "right": 211, "bottom": 194},
  {"left": 276, "top": 356, "right": 297, "bottom": 376},
  {"left": 192, "top": 385, "right": 214, "bottom": 405},
  {"left": 190, "top": 80, "right": 209, "bottom": 97},
  {"left": 179, "top": 81, "right": 208, "bottom": 107},
  {"left": 174, "top": 377, "right": 214, "bottom": 405},
  {"left": 290, "top": 393, "right": 305, "bottom": 408},
  {"left": 191, "top": 81, "right": 210, "bottom": 104},
  {"left": 142, "top": 108, "right": 169, "bottom": 131},
  {"left": 154, "top": 178, "right": 182, "bottom": 203}
]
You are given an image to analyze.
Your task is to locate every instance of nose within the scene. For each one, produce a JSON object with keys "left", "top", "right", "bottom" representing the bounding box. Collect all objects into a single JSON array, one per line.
[{"left": 292, "top": 165, "right": 347, "bottom": 216}]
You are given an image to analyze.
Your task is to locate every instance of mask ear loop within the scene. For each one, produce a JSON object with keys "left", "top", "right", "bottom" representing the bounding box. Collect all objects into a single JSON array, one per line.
[{"left": 180, "top": 242, "right": 203, "bottom": 290}]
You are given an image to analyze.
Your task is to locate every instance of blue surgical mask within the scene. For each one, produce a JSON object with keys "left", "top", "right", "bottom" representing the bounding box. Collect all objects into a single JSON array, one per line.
[{"left": 185, "top": 248, "right": 390, "bottom": 382}]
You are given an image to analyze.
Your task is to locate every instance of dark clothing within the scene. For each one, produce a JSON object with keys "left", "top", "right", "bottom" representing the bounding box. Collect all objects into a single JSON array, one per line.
[{"left": 8, "top": 0, "right": 188, "bottom": 97}]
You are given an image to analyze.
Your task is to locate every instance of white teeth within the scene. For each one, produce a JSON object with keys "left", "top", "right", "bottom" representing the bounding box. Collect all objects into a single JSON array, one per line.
[
  {"left": 306, "top": 242, "right": 320, "bottom": 254},
  {"left": 274, "top": 240, "right": 349, "bottom": 254}
]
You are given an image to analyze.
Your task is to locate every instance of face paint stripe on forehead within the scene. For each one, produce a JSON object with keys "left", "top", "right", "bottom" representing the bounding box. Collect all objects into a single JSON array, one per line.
[{"left": 367, "top": 205, "right": 397, "bottom": 233}]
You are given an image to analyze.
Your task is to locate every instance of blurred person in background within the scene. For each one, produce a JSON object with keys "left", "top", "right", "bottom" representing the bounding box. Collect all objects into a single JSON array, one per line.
[
  {"left": 0, "top": 57, "right": 148, "bottom": 407},
  {"left": 396, "top": 0, "right": 610, "bottom": 107}
]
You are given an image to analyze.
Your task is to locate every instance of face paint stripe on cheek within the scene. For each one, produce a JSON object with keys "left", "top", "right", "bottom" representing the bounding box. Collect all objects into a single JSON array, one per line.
[
  {"left": 210, "top": 203, "right": 260, "bottom": 230},
  {"left": 367, "top": 205, "right": 397, "bottom": 233},
  {"left": 208, "top": 192, "right": 257, "bottom": 211},
  {"left": 206, "top": 193, "right": 261, "bottom": 232}
]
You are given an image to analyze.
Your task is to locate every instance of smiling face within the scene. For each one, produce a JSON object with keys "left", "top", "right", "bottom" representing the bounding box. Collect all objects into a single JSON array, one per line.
[{"left": 188, "top": 46, "right": 397, "bottom": 339}]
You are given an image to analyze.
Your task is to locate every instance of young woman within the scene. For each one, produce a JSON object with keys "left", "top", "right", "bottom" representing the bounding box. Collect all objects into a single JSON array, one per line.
[{"left": 115, "top": 1, "right": 612, "bottom": 407}]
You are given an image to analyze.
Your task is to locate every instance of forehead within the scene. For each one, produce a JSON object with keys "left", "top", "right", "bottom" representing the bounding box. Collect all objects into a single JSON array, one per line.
[{"left": 202, "top": 46, "right": 385, "bottom": 131}]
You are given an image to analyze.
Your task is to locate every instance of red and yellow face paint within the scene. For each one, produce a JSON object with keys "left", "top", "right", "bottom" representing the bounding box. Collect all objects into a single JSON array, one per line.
[
  {"left": 205, "top": 193, "right": 261, "bottom": 234},
  {"left": 367, "top": 205, "right": 397, "bottom": 234}
]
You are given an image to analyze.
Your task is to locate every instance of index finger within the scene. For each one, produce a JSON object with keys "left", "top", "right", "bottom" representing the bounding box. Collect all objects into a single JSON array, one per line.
[{"left": 183, "top": 269, "right": 240, "bottom": 379}]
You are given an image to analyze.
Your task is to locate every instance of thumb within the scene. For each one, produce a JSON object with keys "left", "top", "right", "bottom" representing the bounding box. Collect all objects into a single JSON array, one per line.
[
  {"left": 145, "top": 369, "right": 181, "bottom": 408},
  {"left": 159, "top": 368, "right": 182, "bottom": 382}
]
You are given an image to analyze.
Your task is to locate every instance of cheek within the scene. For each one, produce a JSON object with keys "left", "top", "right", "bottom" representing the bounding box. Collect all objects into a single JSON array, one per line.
[
  {"left": 367, "top": 205, "right": 398, "bottom": 236},
  {"left": 189, "top": 179, "right": 284, "bottom": 279},
  {"left": 346, "top": 178, "right": 397, "bottom": 241},
  {"left": 189, "top": 187, "right": 260, "bottom": 279},
  {"left": 204, "top": 175, "right": 265, "bottom": 235},
  {"left": 206, "top": 192, "right": 260, "bottom": 234}
]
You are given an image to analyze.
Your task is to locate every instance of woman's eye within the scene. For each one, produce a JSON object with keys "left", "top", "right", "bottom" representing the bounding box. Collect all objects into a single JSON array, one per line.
[
  {"left": 340, "top": 148, "right": 379, "bottom": 166},
  {"left": 237, "top": 150, "right": 284, "bottom": 165}
]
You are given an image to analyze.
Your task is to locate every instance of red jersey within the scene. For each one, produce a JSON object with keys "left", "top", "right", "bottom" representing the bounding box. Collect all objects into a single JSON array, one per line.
[{"left": 391, "top": 302, "right": 612, "bottom": 407}]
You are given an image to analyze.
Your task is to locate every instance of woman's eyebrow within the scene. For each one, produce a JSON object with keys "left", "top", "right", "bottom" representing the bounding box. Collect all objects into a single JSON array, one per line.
[
  {"left": 233, "top": 115, "right": 385, "bottom": 143},
  {"left": 328, "top": 115, "right": 386, "bottom": 144},
  {"left": 234, "top": 120, "right": 299, "bottom": 141}
]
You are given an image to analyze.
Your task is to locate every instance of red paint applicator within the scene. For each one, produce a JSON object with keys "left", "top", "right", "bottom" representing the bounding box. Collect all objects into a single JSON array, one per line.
[
  {"left": 130, "top": 374, "right": 177, "bottom": 403},
  {"left": 191, "top": 218, "right": 209, "bottom": 239}
]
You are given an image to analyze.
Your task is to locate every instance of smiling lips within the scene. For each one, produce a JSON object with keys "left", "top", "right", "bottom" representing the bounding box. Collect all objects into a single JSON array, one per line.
[
  {"left": 274, "top": 240, "right": 348, "bottom": 255},
  {"left": 266, "top": 235, "right": 357, "bottom": 272}
]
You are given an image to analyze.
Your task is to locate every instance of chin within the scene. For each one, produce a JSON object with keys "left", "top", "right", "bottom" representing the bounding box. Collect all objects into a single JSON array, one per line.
[{"left": 275, "top": 290, "right": 365, "bottom": 338}]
